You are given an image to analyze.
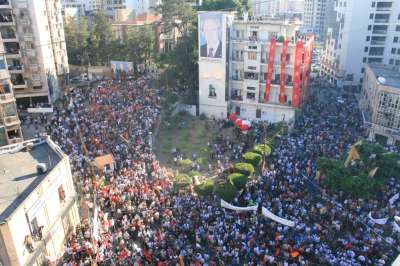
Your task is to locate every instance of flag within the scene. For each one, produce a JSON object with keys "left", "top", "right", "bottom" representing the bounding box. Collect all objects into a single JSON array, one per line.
[{"left": 344, "top": 146, "right": 361, "bottom": 167}]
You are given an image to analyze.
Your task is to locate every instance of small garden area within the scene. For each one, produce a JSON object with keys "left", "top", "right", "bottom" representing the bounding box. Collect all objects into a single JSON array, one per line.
[{"left": 317, "top": 140, "right": 400, "bottom": 198}]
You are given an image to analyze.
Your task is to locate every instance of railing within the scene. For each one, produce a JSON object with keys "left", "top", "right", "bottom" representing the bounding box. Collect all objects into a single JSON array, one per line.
[
  {"left": 4, "top": 115, "right": 19, "bottom": 125},
  {"left": 374, "top": 19, "right": 389, "bottom": 23},
  {"left": 8, "top": 64, "right": 23, "bottom": 71},
  {"left": 0, "top": 93, "right": 13, "bottom": 101},
  {"left": 0, "top": 14, "right": 12, "bottom": 23},
  {"left": 5, "top": 48, "right": 19, "bottom": 54},
  {"left": 376, "top": 7, "right": 391, "bottom": 11},
  {"left": 372, "top": 30, "right": 387, "bottom": 34},
  {"left": 1, "top": 32, "right": 15, "bottom": 39},
  {"left": 371, "top": 40, "right": 385, "bottom": 45}
]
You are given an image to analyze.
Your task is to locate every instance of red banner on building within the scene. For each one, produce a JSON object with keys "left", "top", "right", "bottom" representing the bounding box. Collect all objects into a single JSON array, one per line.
[
  {"left": 264, "top": 39, "right": 276, "bottom": 103},
  {"left": 292, "top": 41, "right": 304, "bottom": 108},
  {"left": 279, "top": 39, "right": 289, "bottom": 104},
  {"left": 302, "top": 35, "right": 314, "bottom": 99}
]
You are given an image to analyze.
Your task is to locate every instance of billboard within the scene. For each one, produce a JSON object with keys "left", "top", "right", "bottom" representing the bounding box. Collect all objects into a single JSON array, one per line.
[
  {"left": 199, "top": 13, "right": 223, "bottom": 59},
  {"left": 110, "top": 61, "right": 133, "bottom": 74}
]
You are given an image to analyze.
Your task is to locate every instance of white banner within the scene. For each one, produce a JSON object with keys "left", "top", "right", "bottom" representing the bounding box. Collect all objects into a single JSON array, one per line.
[
  {"left": 368, "top": 212, "right": 388, "bottom": 225},
  {"left": 220, "top": 199, "right": 258, "bottom": 212},
  {"left": 389, "top": 193, "right": 399, "bottom": 206},
  {"left": 27, "top": 107, "right": 53, "bottom": 113},
  {"left": 262, "top": 207, "right": 295, "bottom": 227}
]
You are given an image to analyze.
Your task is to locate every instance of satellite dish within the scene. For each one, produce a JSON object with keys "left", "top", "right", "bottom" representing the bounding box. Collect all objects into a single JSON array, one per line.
[{"left": 377, "top": 76, "right": 386, "bottom": 84}]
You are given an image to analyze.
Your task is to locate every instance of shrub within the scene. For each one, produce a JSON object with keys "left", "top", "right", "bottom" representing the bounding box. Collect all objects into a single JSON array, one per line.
[
  {"left": 243, "top": 152, "right": 262, "bottom": 167},
  {"left": 215, "top": 180, "right": 238, "bottom": 202},
  {"left": 195, "top": 157, "right": 206, "bottom": 166},
  {"left": 228, "top": 173, "right": 248, "bottom": 190},
  {"left": 173, "top": 174, "right": 191, "bottom": 189},
  {"left": 179, "top": 158, "right": 193, "bottom": 170},
  {"left": 253, "top": 144, "right": 272, "bottom": 156},
  {"left": 187, "top": 170, "right": 201, "bottom": 177},
  {"left": 199, "top": 113, "right": 207, "bottom": 120},
  {"left": 194, "top": 179, "right": 214, "bottom": 196},
  {"left": 234, "top": 163, "right": 255, "bottom": 176}
]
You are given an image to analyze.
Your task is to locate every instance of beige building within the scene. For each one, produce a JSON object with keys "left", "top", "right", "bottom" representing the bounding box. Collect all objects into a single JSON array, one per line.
[
  {"left": 0, "top": 0, "right": 69, "bottom": 107},
  {"left": 0, "top": 31, "right": 22, "bottom": 146},
  {"left": 360, "top": 64, "right": 400, "bottom": 145},
  {"left": 0, "top": 138, "right": 80, "bottom": 266}
]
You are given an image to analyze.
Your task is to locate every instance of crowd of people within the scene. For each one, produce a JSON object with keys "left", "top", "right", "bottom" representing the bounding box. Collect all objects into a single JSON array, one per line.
[{"left": 42, "top": 75, "right": 400, "bottom": 265}]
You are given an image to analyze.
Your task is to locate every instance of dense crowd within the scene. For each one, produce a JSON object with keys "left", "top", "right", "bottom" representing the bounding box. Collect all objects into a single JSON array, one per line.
[{"left": 43, "top": 75, "right": 400, "bottom": 265}]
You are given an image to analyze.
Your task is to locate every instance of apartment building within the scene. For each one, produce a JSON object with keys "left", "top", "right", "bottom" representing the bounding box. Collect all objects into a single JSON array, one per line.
[
  {"left": 359, "top": 64, "right": 400, "bottom": 145},
  {"left": 320, "top": 0, "right": 400, "bottom": 90},
  {"left": 0, "top": 32, "right": 22, "bottom": 146},
  {"left": 0, "top": 137, "right": 80, "bottom": 266},
  {"left": 0, "top": 0, "right": 69, "bottom": 107},
  {"left": 198, "top": 12, "right": 313, "bottom": 123},
  {"left": 251, "top": 0, "right": 304, "bottom": 18},
  {"left": 303, "top": 0, "right": 335, "bottom": 41}
]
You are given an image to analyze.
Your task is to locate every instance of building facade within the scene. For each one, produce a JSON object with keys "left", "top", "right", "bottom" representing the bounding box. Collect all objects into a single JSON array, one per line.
[
  {"left": 0, "top": 0, "right": 69, "bottom": 107},
  {"left": 359, "top": 64, "right": 400, "bottom": 145},
  {"left": 198, "top": 12, "right": 314, "bottom": 123},
  {"left": 0, "top": 138, "right": 80, "bottom": 266},
  {"left": 320, "top": 0, "right": 400, "bottom": 90},
  {"left": 252, "top": 0, "right": 304, "bottom": 18},
  {"left": 303, "top": 0, "right": 335, "bottom": 41},
  {"left": 0, "top": 32, "right": 22, "bottom": 146}
]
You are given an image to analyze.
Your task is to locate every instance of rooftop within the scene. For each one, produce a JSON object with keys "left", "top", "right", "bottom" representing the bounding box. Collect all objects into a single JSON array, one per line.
[
  {"left": 369, "top": 64, "right": 400, "bottom": 89},
  {"left": 0, "top": 139, "right": 62, "bottom": 223}
]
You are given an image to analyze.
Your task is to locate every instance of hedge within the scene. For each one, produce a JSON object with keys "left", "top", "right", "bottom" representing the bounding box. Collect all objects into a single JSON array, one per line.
[
  {"left": 187, "top": 170, "right": 201, "bottom": 177},
  {"left": 234, "top": 163, "right": 255, "bottom": 176},
  {"left": 194, "top": 179, "right": 214, "bottom": 196},
  {"left": 173, "top": 174, "right": 191, "bottom": 189},
  {"left": 253, "top": 144, "right": 272, "bottom": 156},
  {"left": 243, "top": 152, "right": 262, "bottom": 167},
  {"left": 215, "top": 180, "right": 238, "bottom": 202},
  {"left": 228, "top": 173, "right": 248, "bottom": 190}
]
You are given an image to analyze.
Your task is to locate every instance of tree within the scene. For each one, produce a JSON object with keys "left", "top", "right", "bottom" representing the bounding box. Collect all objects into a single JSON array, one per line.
[
  {"left": 157, "top": 0, "right": 196, "bottom": 36},
  {"left": 125, "top": 25, "right": 155, "bottom": 74},
  {"left": 89, "top": 12, "right": 114, "bottom": 65},
  {"left": 64, "top": 17, "right": 90, "bottom": 65},
  {"left": 201, "top": 0, "right": 250, "bottom": 13}
]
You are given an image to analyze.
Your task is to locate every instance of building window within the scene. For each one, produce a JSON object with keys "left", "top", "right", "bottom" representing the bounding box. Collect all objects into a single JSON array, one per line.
[
  {"left": 208, "top": 84, "right": 217, "bottom": 98},
  {"left": 369, "top": 13, "right": 374, "bottom": 19},
  {"left": 394, "top": 37, "right": 399, "bottom": 43},
  {"left": 361, "top": 67, "right": 365, "bottom": 73},
  {"left": 397, "top": 48, "right": 400, "bottom": 54},
  {"left": 396, "top": 25, "right": 400, "bottom": 31},
  {"left": 392, "top": 48, "right": 396, "bottom": 54},
  {"left": 248, "top": 52, "right": 257, "bottom": 60},
  {"left": 363, "top": 57, "right": 367, "bottom": 63},
  {"left": 366, "top": 36, "right": 370, "bottom": 41},
  {"left": 390, "top": 58, "right": 394, "bottom": 64},
  {"left": 368, "top": 25, "right": 372, "bottom": 30},
  {"left": 256, "top": 109, "right": 261, "bottom": 118},
  {"left": 372, "top": 2, "right": 375, "bottom": 7},
  {"left": 364, "top": 47, "right": 368, "bottom": 52}
]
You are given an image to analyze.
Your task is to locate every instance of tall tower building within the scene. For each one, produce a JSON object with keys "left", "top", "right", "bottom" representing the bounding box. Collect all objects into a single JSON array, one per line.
[
  {"left": 0, "top": 0, "right": 69, "bottom": 107},
  {"left": 303, "top": 0, "right": 335, "bottom": 41},
  {"left": 320, "top": 0, "right": 400, "bottom": 90},
  {"left": 0, "top": 32, "right": 22, "bottom": 146}
]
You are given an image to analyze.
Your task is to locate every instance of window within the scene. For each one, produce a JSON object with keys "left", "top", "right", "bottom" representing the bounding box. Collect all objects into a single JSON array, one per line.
[
  {"left": 361, "top": 67, "right": 365, "bottom": 73},
  {"left": 397, "top": 48, "right": 400, "bottom": 54},
  {"left": 389, "top": 58, "right": 394, "bottom": 64},
  {"left": 366, "top": 36, "right": 370, "bottom": 41},
  {"left": 368, "top": 25, "right": 372, "bottom": 30},
  {"left": 394, "top": 37, "right": 399, "bottom": 43},
  {"left": 395, "top": 59, "right": 400, "bottom": 65},
  {"left": 371, "top": 2, "right": 375, "bottom": 7},
  {"left": 248, "top": 52, "right": 257, "bottom": 60},
  {"left": 392, "top": 48, "right": 396, "bottom": 54},
  {"left": 208, "top": 84, "right": 216, "bottom": 98},
  {"left": 396, "top": 25, "right": 400, "bottom": 31},
  {"left": 369, "top": 13, "right": 374, "bottom": 19},
  {"left": 364, "top": 47, "right": 368, "bottom": 52},
  {"left": 398, "top": 14, "right": 400, "bottom": 20},
  {"left": 256, "top": 109, "right": 261, "bottom": 118}
]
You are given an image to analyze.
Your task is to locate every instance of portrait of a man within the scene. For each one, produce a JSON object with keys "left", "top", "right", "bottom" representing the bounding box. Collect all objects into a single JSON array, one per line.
[{"left": 200, "top": 13, "right": 223, "bottom": 58}]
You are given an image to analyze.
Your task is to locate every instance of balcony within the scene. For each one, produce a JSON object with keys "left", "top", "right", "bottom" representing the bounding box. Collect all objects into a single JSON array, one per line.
[
  {"left": 4, "top": 115, "right": 19, "bottom": 127},
  {"left": 8, "top": 64, "right": 23, "bottom": 72},
  {"left": 372, "top": 30, "right": 387, "bottom": 35},
  {"left": 374, "top": 18, "right": 389, "bottom": 23},
  {"left": 232, "top": 57, "right": 244, "bottom": 62},
  {"left": 0, "top": 93, "right": 13, "bottom": 102},
  {"left": 24, "top": 34, "right": 33, "bottom": 42},
  {"left": 0, "top": 13, "right": 13, "bottom": 25},
  {"left": 1, "top": 32, "right": 16, "bottom": 42},
  {"left": 0, "top": 1, "right": 10, "bottom": 8},
  {"left": 32, "top": 79, "right": 41, "bottom": 86},
  {"left": 371, "top": 40, "right": 386, "bottom": 45},
  {"left": 11, "top": 76, "right": 27, "bottom": 89},
  {"left": 232, "top": 76, "right": 243, "bottom": 81}
]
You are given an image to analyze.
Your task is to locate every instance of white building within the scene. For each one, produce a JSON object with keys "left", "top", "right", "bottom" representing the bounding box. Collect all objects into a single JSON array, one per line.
[
  {"left": 359, "top": 64, "right": 400, "bottom": 145},
  {"left": 320, "top": 0, "right": 400, "bottom": 90},
  {"left": 0, "top": 138, "right": 80, "bottom": 266},
  {"left": 252, "top": 0, "right": 304, "bottom": 18},
  {"left": 198, "top": 12, "right": 314, "bottom": 123},
  {"left": 0, "top": 0, "right": 69, "bottom": 107},
  {"left": 303, "top": 0, "right": 336, "bottom": 41},
  {"left": 0, "top": 31, "right": 22, "bottom": 146}
]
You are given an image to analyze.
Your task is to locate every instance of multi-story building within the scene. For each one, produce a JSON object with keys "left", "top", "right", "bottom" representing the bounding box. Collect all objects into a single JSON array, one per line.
[
  {"left": 0, "top": 0, "right": 69, "bottom": 107},
  {"left": 0, "top": 32, "right": 22, "bottom": 146},
  {"left": 198, "top": 12, "right": 314, "bottom": 123},
  {"left": 359, "top": 64, "right": 400, "bottom": 145},
  {"left": 303, "top": 0, "right": 335, "bottom": 41},
  {"left": 252, "top": 0, "right": 304, "bottom": 18},
  {"left": 320, "top": 0, "right": 400, "bottom": 90},
  {"left": 0, "top": 137, "right": 80, "bottom": 266}
]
